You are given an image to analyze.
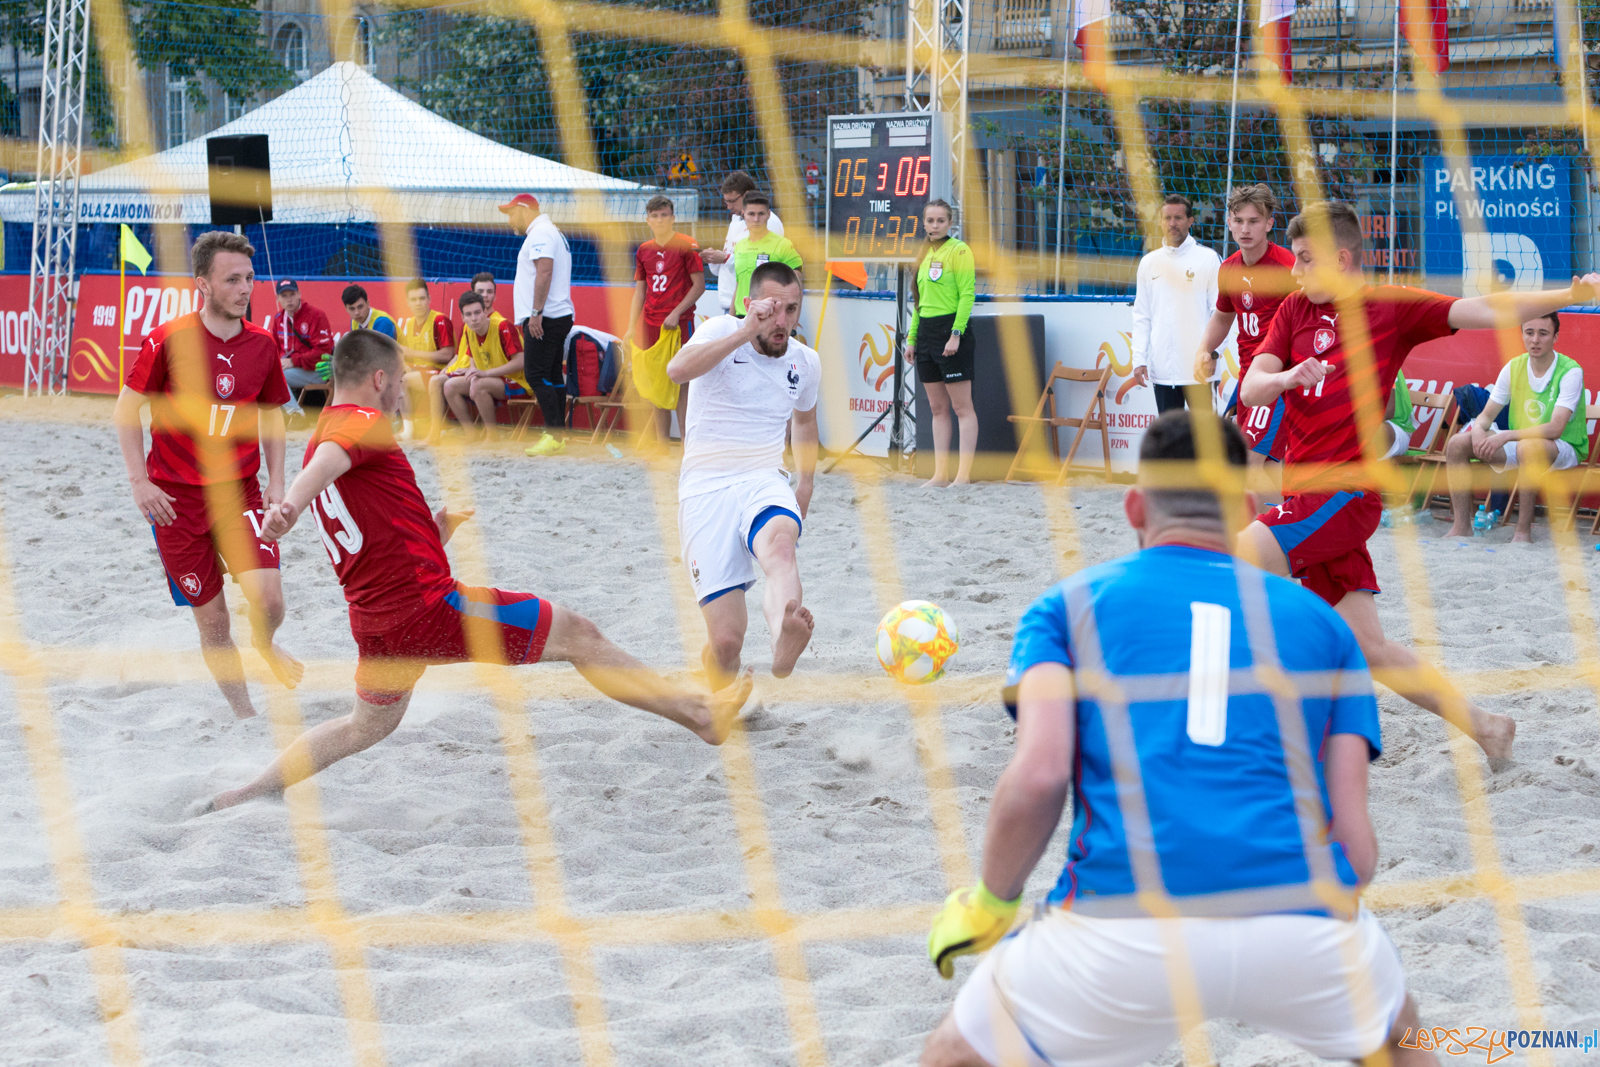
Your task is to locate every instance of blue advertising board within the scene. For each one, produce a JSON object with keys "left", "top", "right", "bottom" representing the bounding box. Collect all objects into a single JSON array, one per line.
[{"left": 1422, "top": 155, "right": 1571, "bottom": 293}]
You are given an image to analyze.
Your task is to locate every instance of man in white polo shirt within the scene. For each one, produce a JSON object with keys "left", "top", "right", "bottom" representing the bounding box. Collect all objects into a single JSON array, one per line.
[
  {"left": 700, "top": 170, "right": 784, "bottom": 314},
  {"left": 500, "top": 192, "right": 574, "bottom": 454},
  {"left": 1130, "top": 194, "right": 1221, "bottom": 414}
]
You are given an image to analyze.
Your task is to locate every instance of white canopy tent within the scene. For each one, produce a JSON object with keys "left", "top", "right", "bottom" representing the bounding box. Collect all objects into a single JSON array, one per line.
[{"left": 0, "top": 62, "right": 694, "bottom": 225}]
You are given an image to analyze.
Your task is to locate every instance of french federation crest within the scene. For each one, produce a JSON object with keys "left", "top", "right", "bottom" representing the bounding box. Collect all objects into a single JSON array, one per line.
[
  {"left": 928, "top": 262, "right": 943, "bottom": 281},
  {"left": 1313, "top": 328, "right": 1336, "bottom": 355},
  {"left": 216, "top": 372, "right": 236, "bottom": 398}
]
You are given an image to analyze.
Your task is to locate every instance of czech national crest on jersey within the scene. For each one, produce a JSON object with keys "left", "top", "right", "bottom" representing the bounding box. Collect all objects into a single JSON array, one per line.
[
  {"left": 929, "top": 262, "right": 943, "bottom": 281},
  {"left": 216, "top": 373, "right": 236, "bottom": 398},
  {"left": 1241, "top": 290, "right": 1254, "bottom": 310},
  {"left": 1313, "top": 328, "right": 1336, "bottom": 355}
]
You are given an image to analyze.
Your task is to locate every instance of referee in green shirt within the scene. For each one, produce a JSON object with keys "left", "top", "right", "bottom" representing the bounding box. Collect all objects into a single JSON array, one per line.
[{"left": 906, "top": 199, "right": 978, "bottom": 486}]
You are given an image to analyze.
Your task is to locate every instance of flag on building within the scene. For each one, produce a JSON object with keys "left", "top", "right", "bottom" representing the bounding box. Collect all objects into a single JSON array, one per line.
[
  {"left": 1074, "top": 0, "right": 1112, "bottom": 67},
  {"left": 1260, "top": 0, "right": 1295, "bottom": 84},
  {"left": 1399, "top": 0, "right": 1449, "bottom": 73}
]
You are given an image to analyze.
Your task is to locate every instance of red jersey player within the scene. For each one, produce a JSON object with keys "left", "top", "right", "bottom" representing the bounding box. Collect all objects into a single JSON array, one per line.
[
  {"left": 1239, "top": 200, "right": 1598, "bottom": 767},
  {"left": 627, "top": 194, "right": 705, "bottom": 445},
  {"left": 1197, "top": 183, "right": 1298, "bottom": 501},
  {"left": 114, "top": 231, "right": 302, "bottom": 719},
  {"left": 206, "top": 331, "right": 752, "bottom": 811}
]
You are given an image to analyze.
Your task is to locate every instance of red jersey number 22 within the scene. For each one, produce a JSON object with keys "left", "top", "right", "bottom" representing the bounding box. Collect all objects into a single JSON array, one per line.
[{"left": 311, "top": 483, "right": 365, "bottom": 564}]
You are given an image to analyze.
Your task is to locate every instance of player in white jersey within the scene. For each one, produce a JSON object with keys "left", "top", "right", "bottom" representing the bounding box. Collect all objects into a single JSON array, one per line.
[{"left": 667, "top": 262, "right": 820, "bottom": 687}]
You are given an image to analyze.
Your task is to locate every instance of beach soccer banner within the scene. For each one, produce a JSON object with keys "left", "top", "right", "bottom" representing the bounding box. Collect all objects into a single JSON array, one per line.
[{"left": 1423, "top": 154, "right": 1572, "bottom": 294}]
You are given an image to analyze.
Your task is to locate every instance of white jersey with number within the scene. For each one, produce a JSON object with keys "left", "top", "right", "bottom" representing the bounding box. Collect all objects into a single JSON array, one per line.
[{"left": 679, "top": 313, "right": 820, "bottom": 499}]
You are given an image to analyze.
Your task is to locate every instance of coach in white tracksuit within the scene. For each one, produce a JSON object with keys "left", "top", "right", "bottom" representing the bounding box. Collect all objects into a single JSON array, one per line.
[{"left": 1130, "top": 195, "right": 1221, "bottom": 414}]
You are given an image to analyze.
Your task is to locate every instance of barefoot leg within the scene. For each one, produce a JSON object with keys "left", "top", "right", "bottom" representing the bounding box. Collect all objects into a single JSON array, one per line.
[
  {"left": 237, "top": 569, "right": 303, "bottom": 688},
  {"left": 190, "top": 594, "right": 257, "bottom": 719},
  {"left": 751, "top": 514, "right": 812, "bottom": 677},
  {"left": 1334, "top": 591, "right": 1514, "bottom": 767},
  {"left": 543, "top": 604, "right": 737, "bottom": 743},
  {"left": 212, "top": 690, "right": 412, "bottom": 809}
]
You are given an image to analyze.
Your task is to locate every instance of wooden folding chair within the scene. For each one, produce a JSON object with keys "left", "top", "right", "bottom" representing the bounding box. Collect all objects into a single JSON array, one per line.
[
  {"left": 1557, "top": 425, "right": 1600, "bottom": 533},
  {"left": 586, "top": 355, "right": 635, "bottom": 445},
  {"left": 1005, "top": 362, "right": 1112, "bottom": 483},
  {"left": 1391, "top": 388, "right": 1457, "bottom": 509},
  {"left": 508, "top": 396, "right": 543, "bottom": 441}
]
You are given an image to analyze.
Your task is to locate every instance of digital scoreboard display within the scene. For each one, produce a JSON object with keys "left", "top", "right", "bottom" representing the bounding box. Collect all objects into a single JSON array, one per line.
[{"left": 825, "top": 113, "right": 951, "bottom": 262}]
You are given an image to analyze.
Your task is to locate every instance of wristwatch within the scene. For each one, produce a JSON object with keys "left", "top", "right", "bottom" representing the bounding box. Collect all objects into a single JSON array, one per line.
[
  {"left": 950, "top": 328, "right": 962, "bottom": 337},
  {"left": 533, "top": 308, "right": 544, "bottom": 316}
]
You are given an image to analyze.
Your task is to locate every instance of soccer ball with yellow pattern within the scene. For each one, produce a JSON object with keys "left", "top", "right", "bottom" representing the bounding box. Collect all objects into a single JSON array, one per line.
[{"left": 876, "top": 600, "right": 960, "bottom": 685}]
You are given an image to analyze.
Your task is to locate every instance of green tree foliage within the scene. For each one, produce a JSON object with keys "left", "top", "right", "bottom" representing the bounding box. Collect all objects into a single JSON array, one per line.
[
  {"left": 381, "top": 0, "right": 872, "bottom": 204},
  {"left": 0, "top": 0, "right": 293, "bottom": 148}
]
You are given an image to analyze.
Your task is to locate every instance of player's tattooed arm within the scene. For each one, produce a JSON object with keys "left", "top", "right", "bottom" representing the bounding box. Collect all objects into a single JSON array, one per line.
[
  {"left": 261, "top": 441, "right": 353, "bottom": 542},
  {"left": 114, "top": 386, "right": 177, "bottom": 526},
  {"left": 1448, "top": 273, "right": 1600, "bottom": 330}
]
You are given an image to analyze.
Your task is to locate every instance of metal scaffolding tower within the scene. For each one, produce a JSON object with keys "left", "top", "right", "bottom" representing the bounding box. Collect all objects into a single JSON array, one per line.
[
  {"left": 25, "top": 0, "right": 91, "bottom": 397},
  {"left": 904, "top": 0, "right": 970, "bottom": 212}
]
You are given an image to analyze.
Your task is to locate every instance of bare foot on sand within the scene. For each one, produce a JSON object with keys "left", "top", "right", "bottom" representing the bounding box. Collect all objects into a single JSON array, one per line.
[
  {"left": 256, "top": 640, "right": 304, "bottom": 689},
  {"left": 1445, "top": 520, "right": 1474, "bottom": 538},
  {"left": 1511, "top": 529, "right": 1534, "bottom": 544},
  {"left": 697, "top": 668, "right": 754, "bottom": 745},
  {"left": 772, "top": 600, "right": 814, "bottom": 678},
  {"left": 1476, "top": 710, "right": 1516, "bottom": 771},
  {"left": 922, "top": 477, "right": 950, "bottom": 489}
]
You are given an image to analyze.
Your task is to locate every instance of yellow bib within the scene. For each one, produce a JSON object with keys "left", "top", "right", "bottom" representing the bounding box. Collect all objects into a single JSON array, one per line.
[
  {"left": 398, "top": 310, "right": 444, "bottom": 367},
  {"left": 448, "top": 321, "right": 531, "bottom": 392}
]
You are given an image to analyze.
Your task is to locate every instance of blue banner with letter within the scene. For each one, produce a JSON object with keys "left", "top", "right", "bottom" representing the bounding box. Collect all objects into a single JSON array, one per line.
[{"left": 1423, "top": 155, "right": 1570, "bottom": 294}]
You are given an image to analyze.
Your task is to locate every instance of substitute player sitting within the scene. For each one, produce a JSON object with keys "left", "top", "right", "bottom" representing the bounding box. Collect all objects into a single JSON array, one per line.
[
  {"left": 667, "top": 262, "right": 818, "bottom": 686},
  {"left": 1196, "top": 182, "right": 1297, "bottom": 504},
  {"left": 923, "top": 411, "right": 1437, "bottom": 1067},
  {"left": 433, "top": 291, "right": 530, "bottom": 443},
  {"left": 1443, "top": 313, "right": 1586, "bottom": 543},
  {"left": 114, "top": 231, "right": 303, "bottom": 720},
  {"left": 1239, "top": 200, "right": 1599, "bottom": 765},
  {"left": 396, "top": 277, "right": 455, "bottom": 440},
  {"left": 207, "top": 331, "right": 752, "bottom": 811}
]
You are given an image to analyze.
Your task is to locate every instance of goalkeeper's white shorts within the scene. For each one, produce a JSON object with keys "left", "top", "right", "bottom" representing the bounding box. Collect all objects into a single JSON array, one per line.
[{"left": 951, "top": 906, "right": 1405, "bottom": 1067}]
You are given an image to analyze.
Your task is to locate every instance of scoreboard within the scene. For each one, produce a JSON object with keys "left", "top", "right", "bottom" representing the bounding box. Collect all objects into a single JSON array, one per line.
[{"left": 825, "top": 112, "right": 952, "bottom": 262}]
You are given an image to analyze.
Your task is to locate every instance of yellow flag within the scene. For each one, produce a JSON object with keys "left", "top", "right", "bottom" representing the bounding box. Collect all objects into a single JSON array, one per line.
[{"left": 119, "top": 224, "right": 152, "bottom": 274}]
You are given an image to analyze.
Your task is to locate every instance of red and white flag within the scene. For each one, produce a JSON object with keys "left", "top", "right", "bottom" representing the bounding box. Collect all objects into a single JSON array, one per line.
[
  {"left": 1259, "top": 0, "right": 1295, "bottom": 84},
  {"left": 1074, "top": 0, "right": 1112, "bottom": 67},
  {"left": 1399, "top": 0, "right": 1449, "bottom": 73}
]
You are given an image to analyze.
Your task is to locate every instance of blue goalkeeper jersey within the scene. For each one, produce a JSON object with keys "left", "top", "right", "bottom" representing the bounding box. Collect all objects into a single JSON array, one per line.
[{"left": 1003, "top": 544, "right": 1382, "bottom": 919}]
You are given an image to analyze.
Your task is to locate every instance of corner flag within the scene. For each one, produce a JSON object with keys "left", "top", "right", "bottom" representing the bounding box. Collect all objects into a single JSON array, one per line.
[{"left": 119, "top": 225, "right": 152, "bottom": 274}]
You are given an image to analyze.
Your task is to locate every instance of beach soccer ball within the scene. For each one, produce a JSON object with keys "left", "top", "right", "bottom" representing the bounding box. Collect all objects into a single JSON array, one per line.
[{"left": 876, "top": 600, "right": 960, "bottom": 685}]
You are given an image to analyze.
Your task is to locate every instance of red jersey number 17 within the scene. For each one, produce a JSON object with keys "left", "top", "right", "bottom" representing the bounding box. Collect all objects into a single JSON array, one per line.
[{"left": 311, "top": 483, "right": 365, "bottom": 563}]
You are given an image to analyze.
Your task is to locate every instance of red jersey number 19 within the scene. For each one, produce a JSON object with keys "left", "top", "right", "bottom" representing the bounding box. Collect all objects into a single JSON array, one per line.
[{"left": 312, "top": 483, "right": 364, "bottom": 563}]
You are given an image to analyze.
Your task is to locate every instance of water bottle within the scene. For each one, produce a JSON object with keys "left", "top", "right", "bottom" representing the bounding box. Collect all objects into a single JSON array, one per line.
[
  {"left": 1472, "top": 505, "right": 1492, "bottom": 537},
  {"left": 1380, "top": 506, "right": 1414, "bottom": 528}
]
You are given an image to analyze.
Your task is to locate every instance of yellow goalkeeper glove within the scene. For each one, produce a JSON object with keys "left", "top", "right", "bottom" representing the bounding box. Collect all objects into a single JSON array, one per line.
[{"left": 928, "top": 882, "right": 1021, "bottom": 979}]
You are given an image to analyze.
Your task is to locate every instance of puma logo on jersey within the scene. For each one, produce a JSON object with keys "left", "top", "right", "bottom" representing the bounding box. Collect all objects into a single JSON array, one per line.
[
  {"left": 1320, "top": 314, "right": 1339, "bottom": 325},
  {"left": 216, "top": 354, "right": 235, "bottom": 367},
  {"left": 1241, "top": 275, "right": 1253, "bottom": 287}
]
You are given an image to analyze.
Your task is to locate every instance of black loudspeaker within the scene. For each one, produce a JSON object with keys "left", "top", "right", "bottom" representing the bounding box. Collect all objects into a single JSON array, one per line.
[
  {"left": 207, "top": 135, "right": 272, "bottom": 225},
  {"left": 912, "top": 313, "right": 1048, "bottom": 481}
]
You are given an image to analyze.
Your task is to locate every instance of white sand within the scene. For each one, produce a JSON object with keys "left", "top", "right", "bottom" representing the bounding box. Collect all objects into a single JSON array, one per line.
[{"left": 0, "top": 395, "right": 1597, "bottom": 1066}]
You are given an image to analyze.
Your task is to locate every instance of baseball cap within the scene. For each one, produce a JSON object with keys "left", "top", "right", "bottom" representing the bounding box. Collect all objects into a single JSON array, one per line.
[
  {"left": 497, "top": 193, "right": 539, "bottom": 213},
  {"left": 275, "top": 279, "right": 298, "bottom": 293}
]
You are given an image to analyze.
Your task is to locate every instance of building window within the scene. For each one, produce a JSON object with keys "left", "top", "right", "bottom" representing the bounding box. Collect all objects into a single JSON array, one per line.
[
  {"left": 166, "top": 80, "right": 186, "bottom": 148},
  {"left": 356, "top": 16, "right": 376, "bottom": 69},
  {"left": 276, "top": 23, "right": 306, "bottom": 74},
  {"left": 225, "top": 92, "right": 248, "bottom": 123}
]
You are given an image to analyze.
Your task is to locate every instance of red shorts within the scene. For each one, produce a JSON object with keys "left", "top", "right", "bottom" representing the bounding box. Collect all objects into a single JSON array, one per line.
[
  {"left": 151, "top": 479, "right": 279, "bottom": 607},
  {"left": 352, "top": 585, "right": 553, "bottom": 701},
  {"left": 1236, "top": 394, "right": 1287, "bottom": 462},
  {"left": 636, "top": 315, "right": 695, "bottom": 351},
  {"left": 1259, "top": 489, "right": 1382, "bottom": 607}
]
